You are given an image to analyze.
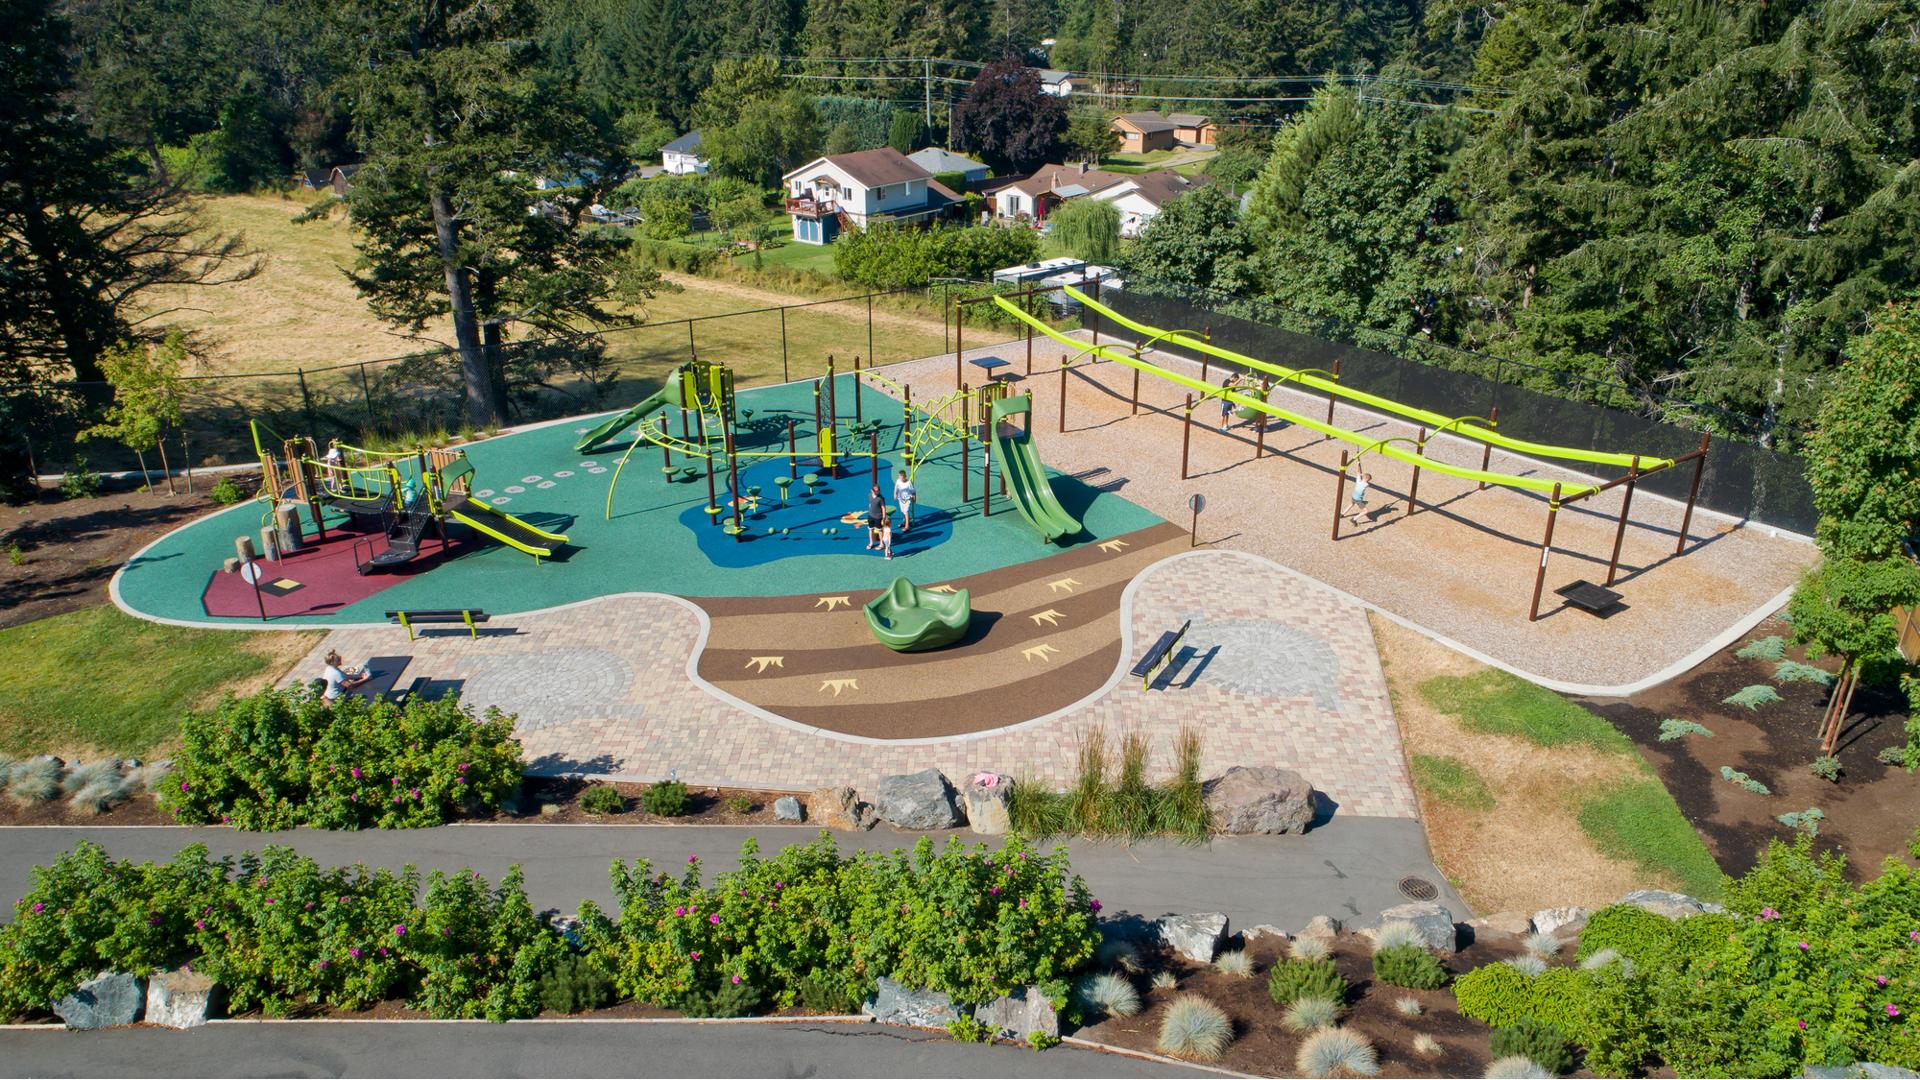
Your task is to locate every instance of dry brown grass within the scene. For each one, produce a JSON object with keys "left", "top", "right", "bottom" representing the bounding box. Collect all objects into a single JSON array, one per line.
[{"left": 1371, "top": 613, "right": 1650, "bottom": 913}]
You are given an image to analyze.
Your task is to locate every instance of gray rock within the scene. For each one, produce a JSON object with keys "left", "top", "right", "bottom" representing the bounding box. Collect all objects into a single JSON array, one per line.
[
  {"left": 1202, "top": 766, "right": 1316, "bottom": 834},
  {"left": 1371, "top": 902, "right": 1457, "bottom": 954},
  {"left": 1242, "top": 924, "right": 1288, "bottom": 942},
  {"left": 145, "top": 969, "right": 217, "bottom": 1029},
  {"left": 974, "top": 985, "right": 1059, "bottom": 1040},
  {"left": 773, "top": 796, "right": 804, "bottom": 822},
  {"left": 1532, "top": 906, "right": 1592, "bottom": 938},
  {"left": 810, "top": 786, "right": 877, "bottom": 831},
  {"left": 874, "top": 769, "right": 963, "bottom": 830},
  {"left": 30, "top": 754, "right": 64, "bottom": 769},
  {"left": 1297, "top": 915, "right": 1341, "bottom": 940},
  {"left": 538, "top": 802, "right": 561, "bottom": 817},
  {"left": 963, "top": 775, "right": 1013, "bottom": 836},
  {"left": 54, "top": 972, "right": 143, "bottom": 1029},
  {"left": 1156, "top": 912, "right": 1229, "bottom": 963},
  {"left": 862, "top": 976, "right": 963, "bottom": 1028},
  {"left": 119, "top": 759, "right": 142, "bottom": 770},
  {"left": 1619, "top": 890, "right": 1714, "bottom": 920},
  {"left": 1478, "top": 911, "right": 1535, "bottom": 937}
]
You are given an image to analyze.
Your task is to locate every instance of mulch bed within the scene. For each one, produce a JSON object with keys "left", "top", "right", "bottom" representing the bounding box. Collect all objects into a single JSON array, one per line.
[
  {"left": 1578, "top": 614, "right": 1915, "bottom": 879},
  {"left": 1, "top": 476, "right": 260, "bottom": 630},
  {"left": 1074, "top": 931, "right": 1516, "bottom": 1078}
]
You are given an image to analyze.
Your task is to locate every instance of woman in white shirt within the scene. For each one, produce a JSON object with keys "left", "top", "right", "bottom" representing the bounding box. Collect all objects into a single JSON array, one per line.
[{"left": 321, "top": 650, "right": 371, "bottom": 703}]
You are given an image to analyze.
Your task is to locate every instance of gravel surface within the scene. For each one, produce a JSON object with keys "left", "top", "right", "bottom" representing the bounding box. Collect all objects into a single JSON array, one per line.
[{"left": 867, "top": 331, "right": 1815, "bottom": 687}]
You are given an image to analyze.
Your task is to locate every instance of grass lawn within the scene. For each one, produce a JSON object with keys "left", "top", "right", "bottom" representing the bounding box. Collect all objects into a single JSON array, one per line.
[
  {"left": 739, "top": 239, "right": 839, "bottom": 276},
  {"left": 0, "top": 606, "right": 320, "bottom": 757},
  {"left": 1409, "top": 753, "right": 1495, "bottom": 811},
  {"left": 1418, "top": 669, "right": 1635, "bottom": 754},
  {"left": 1578, "top": 780, "right": 1728, "bottom": 900}
]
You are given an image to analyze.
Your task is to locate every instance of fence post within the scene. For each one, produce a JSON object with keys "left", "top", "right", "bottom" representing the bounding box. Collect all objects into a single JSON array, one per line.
[
  {"left": 866, "top": 293, "right": 875, "bottom": 371},
  {"left": 687, "top": 320, "right": 697, "bottom": 362},
  {"left": 296, "top": 368, "right": 319, "bottom": 435},
  {"left": 358, "top": 363, "right": 376, "bottom": 434},
  {"left": 780, "top": 307, "right": 789, "bottom": 383},
  {"left": 954, "top": 300, "right": 964, "bottom": 389}
]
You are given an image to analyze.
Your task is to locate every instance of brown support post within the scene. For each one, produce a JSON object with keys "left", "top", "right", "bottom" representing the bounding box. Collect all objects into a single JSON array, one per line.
[
  {"left": 1058, "top": 360, "right": 1067, "bottom": 433},
  {"left": 954, "top": 303, "right": 964, "bottom": 389},
  {"left": 1332, "top": 451, "right": 1349, "bottom": 541},
  {"left": 1325, "top": 358, "right": 1340, "bottom": 437},
  {"left": 1479, "top": 405, "right": 1497, "bottom": 490},
  {"left": 1131, "top": 366, "right": 1141, "bottom": 415},
  {"left": 1200, "top": 336, "right": 1210, "bottom": 383},
  {"left": 1181, "top": 395, "right": 1194, "bottom": 480},
  {"left": 853, "top": 354, "right": 863, "bottom": 425},
  {"left": 1605, "top": 455, "right": 1642, "bottom": 586},
  {"left": 869, "top": 429, "right": 879, "bottom": 487},
  {"left": 687, "top": 321, "right": 696, "bottom": 361},
  {"left": 1676, "top": 432, "right": 1711, "bottom": 555},
  {"left": 661, "top": 439, "right": 672, "bottom": 476},
  {"left": 1254, "top": 404, "right": 1267, "bottom": 461},
  {"left": 1090, "top": 276, "right": 1101, "bottom": 348},
  {"left": 359, "top": 363, "right": 376, "bottom": 433},
  {"left": 1529, "top": 483, "right": 1564, "bottom": 622},
  {"left": 1024, "top": 287, "right": 1034, "bottom": 375},
  {"left": 727, "top": 428, "right": 742, "bottom": 536},
  {"left": 704, "top": 446, "right": 717, "bottom": 523},
  {"left": 1408, "top": 427, "right": 1425, "bottom": 513},
  {"left": 960, "top": 383, "right": 970, "bottom": 504},
  {"left": 787, "top": 420, "right": 797, "bottom": 480}
]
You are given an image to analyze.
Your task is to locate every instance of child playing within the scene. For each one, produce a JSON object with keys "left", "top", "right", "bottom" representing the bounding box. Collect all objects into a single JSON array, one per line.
[
  {"left": 879, "top": 515, "right": 894, "bottom": 560},
  {"left": 1344, "top": 466, "right": 1373, "bottom": 525}
]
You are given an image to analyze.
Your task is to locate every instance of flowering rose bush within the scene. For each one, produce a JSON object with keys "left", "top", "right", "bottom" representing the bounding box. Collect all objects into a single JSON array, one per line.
[
  {"left": 160, "top": 685, "right": 522, "bottom": 830},
  {"left": 573, "top": 834, "right": 1100, "bottom": 1012}
]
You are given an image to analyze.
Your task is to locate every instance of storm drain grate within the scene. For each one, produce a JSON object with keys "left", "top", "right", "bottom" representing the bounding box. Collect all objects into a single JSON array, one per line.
[{"left": 1398, "top": 875, "right": 1439, "bottom": 902}]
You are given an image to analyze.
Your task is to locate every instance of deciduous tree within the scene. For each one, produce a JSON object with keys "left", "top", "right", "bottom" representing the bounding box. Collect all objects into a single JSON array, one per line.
[{"left": 950, "top": 59, "right": 1065, "bottom": 175}]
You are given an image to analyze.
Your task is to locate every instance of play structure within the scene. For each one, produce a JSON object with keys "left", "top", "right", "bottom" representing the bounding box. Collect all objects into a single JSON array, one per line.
[
  {"left": 968, "top": 281, "right": 1715, "bottom": 620},
  {"left": 251, "top": 421, "right": 570, "bottom": 570},
  {"left": 862, "top": 576, "right": 973, "bottom": 651}
]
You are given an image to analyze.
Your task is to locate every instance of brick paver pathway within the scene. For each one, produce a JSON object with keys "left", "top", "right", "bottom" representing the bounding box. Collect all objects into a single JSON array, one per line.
[{"left": 297, "top": 549, "right": 1417, "bottom": 819}]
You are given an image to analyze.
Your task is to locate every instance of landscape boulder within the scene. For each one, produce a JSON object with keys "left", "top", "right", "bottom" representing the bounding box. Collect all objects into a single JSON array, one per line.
[
  {"left": 1156, "top": 912, "right": 1229, "bottom": 963},
  {"left": 1297, "top": 915, "right": 1341, "bottom": 940},
  {"left": 1202, "top": 766, "right": 1316, "bottom": 834},
  {"left": 863, "top": 977, "right": 963, "bottom": 1028},
  {"left": 53, "top": 972, "right": 143, "bottom": 1030},
  {"left": 773, "top": 796, "right": 804, "bottom": 822},
  {"left": 1368, "top": 902, "right": 1458, "bottom": 954},
  {"left": 974, "top": 985, "right": 1059, "bottom": 1041},
  {"left": 1532, "top": 906, "right": 1592, "bottom": 938},
  {"left": 1620, "top": 890, "right": 1718, "bottom": 919},
  {"left": 145, "top": 969, "right": 218, "bottom": 1029},
  {"left": 874, "top": 769, "right": 963, "bottom": 830},
  {"left": 1242, "top": 924, "right": 1288, "bottom": 943},
  {"left": 963, "top": 774, "right": 1013, "bottom": 835},
  {"left": 1477, "top": 911, "right": 1535, "bottom": 937},
  {"left": 809, "top": 786, "right": 876, "bottom": 831}
]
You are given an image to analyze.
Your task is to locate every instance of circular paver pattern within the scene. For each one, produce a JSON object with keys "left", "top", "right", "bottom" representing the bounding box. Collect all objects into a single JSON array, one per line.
[{"left": 1178, "top": 617, "right": 1345, "bottom": 711}]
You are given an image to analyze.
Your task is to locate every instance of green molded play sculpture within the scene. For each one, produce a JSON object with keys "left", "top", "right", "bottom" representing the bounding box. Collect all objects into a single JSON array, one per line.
[{"left": 863, "top": 577, "right": 971, "bottom": 652}]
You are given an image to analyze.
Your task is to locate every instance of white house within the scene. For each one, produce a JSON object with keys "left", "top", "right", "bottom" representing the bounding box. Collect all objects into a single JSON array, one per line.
[
  {"left": 781, "top": 148, "right": 962, "bottom": 244},
  {"left": 991, "top": 162, "right": 1125, "bottom": 223},
  {"left": 1089, "top": 169, "right": 1206, "bottom": 237},
  {"left": 661, "top": 131, "right": 708, "bottom": 175},
  {"left": 1034, "top": 68, "right": 1076, "bottom": 97},
  {"left": 906, "top": 147, "right": 989, "bottom": 188}
]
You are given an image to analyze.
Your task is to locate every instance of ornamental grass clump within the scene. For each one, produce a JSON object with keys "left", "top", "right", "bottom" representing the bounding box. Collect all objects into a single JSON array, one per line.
[
  {"left": 1295, "top": 1027, "right": 1380, "bottom": 1078},
  {"left": 1521, "top": 931, "right": 1560, "bottom": 958},
  {"left": 1151, "top": 970, "right": 1178, "bottom": 990},
  {"left": 1213, "top": 949, "right": 1255, "bottom": 977},
  {"left": 1075, "top": 971, "right": 1141, "bottom": 1018},
  {"left": 1094, "top": 936, "right": 1143, "bottom": 973},
  {"left": 1657, "top": 718, "right": 1713, "bottom": 741},
  {"left": 161, "top": 685, "right": 522, "bottom": 830},
  {"left": 1369, "top": 920, "right": 1427, "bottom": 951},
  {"left": 1735, "top": 635, "right": 1787, "bottom": 661},
  {"left": 1155, "top": 994, "right": 1233, "bottom": 1062},
  {"left": 7, "top": 759, "right": 58, "bottom": 803},
  {"left": 1289, "top": 935, "right": 1331, "bottom": 962},
  {"left": 1484, "top": 1057, "right": 1553, "bottom": 1079},
  {"left": 1281, "top": 993, "right": 1340, "bottom": 1031},
  {"left": 1412, "top": 1033, "right": 1441, "bottom": 1056},
  {"left": 1504, "top": 954, "right": 1548, "bottom": 977},
  {"left": 1394, "top": 995, "right": 1424, "bottom": 1016}
]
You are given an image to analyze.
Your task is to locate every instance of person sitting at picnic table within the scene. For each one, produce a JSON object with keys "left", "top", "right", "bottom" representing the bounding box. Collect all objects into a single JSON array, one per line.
[
  {"left": 892, "top": 472, "right": 917, "bottom": 532},
  {"left": 321, "top": 649, "right": 371, "bottom": 703}
]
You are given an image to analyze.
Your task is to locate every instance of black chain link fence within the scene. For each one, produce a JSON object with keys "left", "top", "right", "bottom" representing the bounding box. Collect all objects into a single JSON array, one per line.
[{"left": 1086, "top": 278, "right": 1816, "bottom": 534}]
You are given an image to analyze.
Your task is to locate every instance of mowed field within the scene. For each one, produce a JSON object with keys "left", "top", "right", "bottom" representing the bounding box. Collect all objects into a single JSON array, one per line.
[{"left": 145, "top": 193, "right": 954, "bottom": 392}]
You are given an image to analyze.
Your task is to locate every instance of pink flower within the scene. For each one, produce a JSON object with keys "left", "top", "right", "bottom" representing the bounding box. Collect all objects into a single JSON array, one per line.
[
  {"left": 1759, "top": 906, "right": 1779, "bottom": 920},
  {"left": 30, "top": 903, "right": 43, "bottom": 914},
  {"left": 731, "top": 975, "right": 742, "bottom": 985},
  {"left": 688, "top": 855, "right": 698, "bottom": 864},
  {"left": 179, "top": 781, "right": 189, "bottom": 792},
  {"left": 989, "top": 886, "right": 1001, "bottom": 896},
  {"left": 1797, "top": 941, "right": 1809, "bottom": 950},
  {"left": 410, "top": 788, "right": 420, "bottom": 799},
  {"left": 1878, "top": 976, "right": 1890, "bottom": 987},
  {"left": 709, "top": 914, "right": 720, "bottom": 924},
  {"left": 392, "top": 924, "right": 407, "bottom": 937},
  {"left": 392, "top": 778, "right": 400, "bottom": 786},
  {"left": 690, "top": 951, "right": 702, "bottom": 961},
  {"left": 1019, "top": 898, "right": 1028, "bottom": 908},
  {"left": 675, "top": 906, "right": 687, "bottom": 917},
  {"left": 349, "top": 947, "right": 362, "bottom": 959},
  {"left": 265, "top": 898, "right": 275, "bottom": 905},
  {"left": 193, "top": 920, "right": 205, "bottom": 929},
  {"left": 1089, "top": 899, "right": 1102, "bottom": 913},
  {"left": 1890, "top": 1004, "right": 1903, "bottom": 1018},
  {"left": 351, "top": 768, "right": 362, "bottom": 779},
  {"left": 1798, "top": 1020, "right": 1808, "bottom": 1030},
  {"left": 458, "top": 763, "right": 468, "bottom": 772}
]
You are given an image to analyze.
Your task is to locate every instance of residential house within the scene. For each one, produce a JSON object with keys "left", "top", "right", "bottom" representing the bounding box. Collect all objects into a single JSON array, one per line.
[
  {"left": 661, "top": 131, "right": 708, "bottom": 175},
  {"left": 326, "top": 164, "right": 361, "bottom": 197},
  {"left": 1167, "top": 113, "right": 1218, "bottom": 146},
  {"left": 906, "top": 147, "right": 989, "bottom": 189},
  {"left": 1110, "top": 112, "right": 1178, "bottom": 153},
  {"left": 992, "top": 162, "right": 1126, "bottom": 223},
  {"left": 1033, "top": 68, "right": 1077, "bottom": 97},
  {"left": 781, "top": 147, "right": 962, "bottom": 244},
  {"left": 1089, "top": 169, "right": 1207, "bottom": 237},
  {"left": 294, "top": 167, "right": 330, "bottom": 192}
]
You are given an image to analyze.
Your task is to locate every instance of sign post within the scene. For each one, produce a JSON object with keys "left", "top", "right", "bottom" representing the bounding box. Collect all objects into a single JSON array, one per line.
[{"left": 1188, "top": 492, "right": 1205, "bottom": 548}]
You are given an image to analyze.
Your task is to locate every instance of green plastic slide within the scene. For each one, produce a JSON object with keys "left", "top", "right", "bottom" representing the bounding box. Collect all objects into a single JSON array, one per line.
[
  {"left": 575, "top": 382, "right": 683, "bottom": 454},
  {"left": 989, "top": 394, "right": 1083, "bottom": 543}
]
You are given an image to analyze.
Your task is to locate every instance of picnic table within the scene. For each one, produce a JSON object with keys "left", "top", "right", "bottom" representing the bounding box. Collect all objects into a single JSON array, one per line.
[{"left": 968, "top": 356, "right": 1012, "bottom": 382}]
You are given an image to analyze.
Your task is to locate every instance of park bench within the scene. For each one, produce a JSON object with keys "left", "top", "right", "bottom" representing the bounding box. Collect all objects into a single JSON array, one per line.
[
  {"left": 385, "top": 608, "right": 489, "bottom": 641},
  {"left": 1130, "top": 619, "right": 1191, "bottom": 690}
]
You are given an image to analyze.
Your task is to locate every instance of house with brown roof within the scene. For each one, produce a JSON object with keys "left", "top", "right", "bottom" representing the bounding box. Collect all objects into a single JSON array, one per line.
[
  {"left": 1110, "top": 112, "right": 1179, "bottom": 153},
  {"left": 781, "top": 148, "right": 963, "bottom": 244},
  {"left": 992, "top": 162, "right": 1128, "bottom": 223},
  {"left": 1166, "top": 113, "right": 1218, "bottom": 146},
  {"left": 1087, "top": 169, "right": 1208, "bottom": 237}
]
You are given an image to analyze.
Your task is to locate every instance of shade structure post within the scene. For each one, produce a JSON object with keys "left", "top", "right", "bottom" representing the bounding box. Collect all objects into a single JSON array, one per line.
[
  {"left": 1479, "top": 405, "right": 1497, "bottom": 490},
  {"left": 1131, "top": 366, "right": 1141, "bottom": 415},
  {"left": 869, "top": 429, "right": 879, "bottom": 486},
  {"left": 1058, "top": 360, "right": 1067, "bottom": 433},
  {"left": 1408, "top": 427, "right": 1425, "bottom": 513},
  {"left": 1529, "top": 483, "right": 1564, "bottom": 622},
  {"left": 1332, "top": 450, "right": 1349, "bottom": 541},
  {"left": 1181, "top": 394, "right": 1193, "bottom": 480},
  {"left": 954, "top": 301, "right": 964, "bottom": 389},
  {"left": 1324, "top": 358, "right": 1340, "bottom": 437},
  {"left": 853, "top": 354, "right": 863, "bottom": 425},
  {"left": 1605, "top": 455, "right": 1641, "bottom": 586},
  {"left": 1024, "top": 287, "right": 1034, "bottom": 375},
  {"left": 982, "top": 412, "right": 993, "bottom": 518},
  {"left": 1676, "top": 432, "right": 1710, "bottom": 555},
  {"left": 787, "top": 420, "right": 797, "bottom": 480}
]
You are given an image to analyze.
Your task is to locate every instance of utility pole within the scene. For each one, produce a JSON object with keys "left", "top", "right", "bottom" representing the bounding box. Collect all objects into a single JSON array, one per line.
[{"left": 924, "top": 58, "right": 933, "bottom": 129}]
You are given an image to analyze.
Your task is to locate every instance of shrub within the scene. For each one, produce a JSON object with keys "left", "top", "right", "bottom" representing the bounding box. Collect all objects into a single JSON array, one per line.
[
  {"left": 1878, "top": 745, "right": 1909, "bottom": 766},
  {"left": 1075, "top": 971, "right": 1140, "bottom": 1018},
  {"left": 1394, "top": 995, "right": 1424, "bottom": 1016},
  {"left": 537, "top": 953, "right": 613, "bottom": 1014},
  {"left": 1718, "top": 765, "right": 1771, "bottom": 795},
  {"left": 160, "top": 686, "right": 523, "bottom": 830},
  {"left": 59, "top": 458, "right": 102, "bottom": 500},
  {"left": 1373, "top": 943, "right": 1448, "bottom": 989},
  {"left": 1295, "top": 1027, "right": 1379, "bottom": 1078},
  {"left": 1281, "top": 994, "right": 1340, "bottom": 1031},
  {"left": 1807, "top": 755, "right": 1843, "bottom": 782},
  {"left": 208, "top": 475, "right": 247, "bottom": 505},
  {"left": 1910, "top": 825, "right": 1920, "bottom": 861},
  {"left": 571, "top": 835, "right": 1099, "bottom": 1015},
  {"left": 724, "top": 793, "right": 754, "bottom": 815},
  {"left": 1657, "top": 718, "right": 1713, "bottom": 741},
  {"left": 1288, "top": 935, "right": 1331, "bottom": 961},
  {"left": 1735, "top": 635, "right": 1787, "bottom": 660},
  {"left": 1722, "top": 684, "right": 1782, "bottom": 709},
  {"left": 1484, "top": 1057, "right": 1552, "bottom": 1079},
  {"left": 579, "top": 785, "right": 625, "bottom": 815},
  {"left": 833, "top": 224, "right": 1041, "bottom": 290},
  {"left": 1266, "top": 957, "right": 1348, "bottom": 1006},
  {"left": 1777, "top": 807, "right": 1824, "bottom": 835},
  {"left": 1412, "top": 1033, "right": 1441, "bottom": 1057},
  {"left": 1155, "top": 994, "right": 1232, "bottom": 1062},
  {"left": 1491, "top": 1017, "right": 1573, "bottom": 1074},
  {"left": 1369, "top": 920, "right": 1427, "bottom": 951},
  {"left": 7, "top": 542, "right": 23, "bottom": 566},
  {"left": 639, "top": 780, "right": 689, "bottom": 816},
  {"left": 1212, "top": 950, "right": 1254, "bottom": 977},
  {"left": 1772, "top": 659, "right": 1833, "bottom": 684},
  {"left": 1453, "top": 962, "right": 1532, "bottom": 1027},
  {"left": 7, "top": 759, "right": 59, "bottom": 803},
  {"left": 679, "top": 979, "right": 761, "bottom": 1018},
  {"left": 793, "top": 974, "right": 861, "bottom": 1015},
  {"left": 946, "top": 1015, "right": 991, "bottom": 1042}
]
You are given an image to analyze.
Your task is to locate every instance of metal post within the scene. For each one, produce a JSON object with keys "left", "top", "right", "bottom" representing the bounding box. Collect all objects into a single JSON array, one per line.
[
  {"left": 359, "top": 363, "right": 376, "bottom": 433},
  {"left": 1025, "top": 287, "right": 1034, "bottom": 375},
  {"left": 1255, "top": 382, "right": 1270, "bottom": 459},
  {"left": 1479, "top": 405, "right": 1497, "bottom": 490},
  {"left": 869, "top": 429, "right": 879, "bottom": 487},
  {"left": 961, "top": 382, "right": 971, "bottom": 503},
  {"left": 903, "top": 385, "right": 913, "bottom": 466},
  {"left": 1090, "top": 276, "right": 1101, "bottom": 348},
  {"left": 1677, "top": 432, "right": 1710, "bottom": 555},
  {"left": 1529, "top": 482, "right": 1564, "bottom": 622},
  {"left": 954, "top": 301, "right": 964, "bottom": 389},
  {"left": 787, "top": 420, "right": 797, "bottom": 480},
  {"left": 866, "top": 293, "right": 874, "bottom": 370},
  {"left": 1130, "top": 366, "right": 1141, "bottom": 415},
  {"left": 1332, "top": 451, "right": 1349, "bottom": 541},
  {"left": 1605, "top": 455, "right": 1642, "bottom": 586},
  {"left": 853, "top": 354, "right": 864, "bottom": 425},
  {"left": 1181, "top": 395, "right": 1193, "bottom": 480},
  {"left": 703, "top": 417, "right": 717, "bottom": 522},
  {"left": 1408, "top": 427, "right": 1425, "bottom": 513},
  {"left": 727, "top": 426, "right": 742, "bottom": 535},
  {"left": 1058, "top": 361, "right": 1067, "bottom": 433},
  {"left": 687, "top": 320, "right": 696, "bottom": 361},
  {"left": 181, "top": 433, "right": 194, "bottom": 494},
  {"left": 296, "top": 368, "right": 319, "bottom": 436},
  {"left": 982, "top": 409, "right": 993, "bottom": 517},
  {"left": 779, "top": 307, "right": 789, "bottom": 383}
]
